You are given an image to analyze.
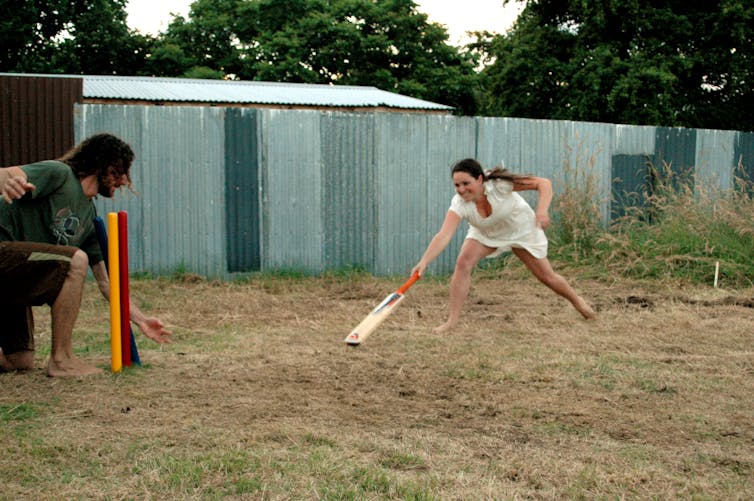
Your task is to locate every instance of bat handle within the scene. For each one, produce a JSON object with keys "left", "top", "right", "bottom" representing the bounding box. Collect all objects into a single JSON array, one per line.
[{"left": 397, "top": 271, "right": 420, "bottom": 294}]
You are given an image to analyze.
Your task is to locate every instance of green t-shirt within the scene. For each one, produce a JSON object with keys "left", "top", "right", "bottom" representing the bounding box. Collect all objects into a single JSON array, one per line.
[{"left": 0, "top": 160, "right": 103, "bottom": 264}]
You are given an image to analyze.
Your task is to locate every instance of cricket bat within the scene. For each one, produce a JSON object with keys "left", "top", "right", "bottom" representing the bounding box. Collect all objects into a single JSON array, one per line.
[{"left": 344, "top": 272, "right": 420, "bottom": 346}]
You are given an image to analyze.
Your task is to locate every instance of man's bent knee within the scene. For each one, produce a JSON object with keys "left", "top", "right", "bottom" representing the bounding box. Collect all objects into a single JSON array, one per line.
[{"left": 69, "top": 249, "right": 89, "bottom": 275}]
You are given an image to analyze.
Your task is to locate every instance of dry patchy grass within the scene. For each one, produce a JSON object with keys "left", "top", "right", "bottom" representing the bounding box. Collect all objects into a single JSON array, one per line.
[{"left": 1, "top": 266, "right": 753, "bottom": 500}]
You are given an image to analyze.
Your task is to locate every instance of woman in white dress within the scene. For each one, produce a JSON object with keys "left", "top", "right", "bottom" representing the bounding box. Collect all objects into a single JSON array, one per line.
[{"left": 412, "top": 158, "right": 595, "bottom": 333}]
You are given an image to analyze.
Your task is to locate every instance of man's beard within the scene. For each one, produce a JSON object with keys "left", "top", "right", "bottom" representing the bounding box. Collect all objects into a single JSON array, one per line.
[{"left": 97, "top": 172, "right": 115, "bottom": 197}]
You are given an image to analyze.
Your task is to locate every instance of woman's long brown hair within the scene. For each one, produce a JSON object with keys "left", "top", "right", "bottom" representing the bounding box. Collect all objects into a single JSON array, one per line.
[{"left": 451, "top": 158, "right": 529, "bottom": 183}]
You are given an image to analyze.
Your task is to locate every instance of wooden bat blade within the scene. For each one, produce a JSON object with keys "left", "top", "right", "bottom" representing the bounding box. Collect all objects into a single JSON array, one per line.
[
  {"left": 344, "top": 292, "right": 406, "bottom": 345},
  {"left": 344, "top": 272, "right": 420, "bottom": 346}
]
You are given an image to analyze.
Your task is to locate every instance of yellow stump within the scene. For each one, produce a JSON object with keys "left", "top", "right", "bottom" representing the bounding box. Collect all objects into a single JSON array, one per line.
[{"left": 108, "top": 212, "right": 122, "bottom": 373}]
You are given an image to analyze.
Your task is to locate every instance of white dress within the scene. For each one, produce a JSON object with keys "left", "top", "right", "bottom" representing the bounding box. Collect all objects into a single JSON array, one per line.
[{"left": 449, "top": 179, "right": 548, "bottom": 258}]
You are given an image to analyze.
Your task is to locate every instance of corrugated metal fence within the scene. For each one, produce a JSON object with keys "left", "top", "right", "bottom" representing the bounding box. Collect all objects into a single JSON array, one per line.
[{"left": 79, "top": 105, "right": 753, "bottom": 278}]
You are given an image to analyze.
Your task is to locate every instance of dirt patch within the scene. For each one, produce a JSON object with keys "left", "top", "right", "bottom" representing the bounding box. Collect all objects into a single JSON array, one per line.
[{"left": 2, "top": 269, "right": 753, "bottom": 499}]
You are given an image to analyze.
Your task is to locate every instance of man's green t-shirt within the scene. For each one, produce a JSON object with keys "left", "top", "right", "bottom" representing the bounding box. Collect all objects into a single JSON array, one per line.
[{"left": 0, "top": 160, "right": 103, "bottom": 264}]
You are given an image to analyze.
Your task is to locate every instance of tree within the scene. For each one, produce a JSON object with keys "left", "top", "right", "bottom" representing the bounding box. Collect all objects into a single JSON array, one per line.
[
  {"left": 54, "top": 0, "right": 152, "bottom": 74},
  {"left": 151, "top": 0, "right": 244, "bottom": 78},
  {"left": 0, "top": 0, "right": 75, "bottom": 72},
  {"left": 150, "top": 0, "right": 480, "bottom": 114},
  {"left": 0, "top": 0, "right": 152, "bottom": 75},
  {"left": 477, "top": 0, "right": 754, "bottom": 131}
]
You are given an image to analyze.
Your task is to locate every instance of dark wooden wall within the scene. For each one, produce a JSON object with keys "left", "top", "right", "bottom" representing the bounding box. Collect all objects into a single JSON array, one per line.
[{"left": 0, "top": 75, "right": 82, "bottom": 166}]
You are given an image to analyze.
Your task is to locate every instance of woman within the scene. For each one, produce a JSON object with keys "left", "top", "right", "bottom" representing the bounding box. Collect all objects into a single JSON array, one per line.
[{"left": 412, "top": 158, "right": 595, "bottom": 333}]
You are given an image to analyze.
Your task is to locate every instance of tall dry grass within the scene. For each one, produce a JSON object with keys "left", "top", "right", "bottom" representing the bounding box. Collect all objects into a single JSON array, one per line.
[
  {"left": 549, "top": 147, "right": 603, "bottom": 263},
  {"left": 550, "top": 157, "right": 754, "bottom": 288}
]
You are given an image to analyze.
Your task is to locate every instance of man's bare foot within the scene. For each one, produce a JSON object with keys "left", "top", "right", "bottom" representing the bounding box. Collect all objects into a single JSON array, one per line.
[
  {"left": 47, "top": 356, "right": 103, "bottom": 377},
  {"left": 0, "top": 350, "right": 34, "bottom": 372},
  {"left": 432, "top": 321, "right": 457, "bottom": 334},
  {"left": 0, "top": 353, "right": 11, "bottom": 372},
  {"left": 574, "top": 296, "right": 596, "bottom": 320}
]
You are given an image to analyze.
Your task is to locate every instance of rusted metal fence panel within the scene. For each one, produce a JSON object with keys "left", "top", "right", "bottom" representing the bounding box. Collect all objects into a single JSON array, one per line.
[{"left": 0, "top": 75, "right": 81, "bottom": 166}]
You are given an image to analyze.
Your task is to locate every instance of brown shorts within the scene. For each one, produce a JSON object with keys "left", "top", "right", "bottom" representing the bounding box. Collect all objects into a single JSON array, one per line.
[{"left": 0, "top": 241, "right": 78, "bottom": 354}]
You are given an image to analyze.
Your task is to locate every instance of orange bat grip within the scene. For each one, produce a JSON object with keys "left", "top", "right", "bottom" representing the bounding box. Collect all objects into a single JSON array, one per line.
[{"left": 397, "top": 271, "right": 421, "bottom": 294}]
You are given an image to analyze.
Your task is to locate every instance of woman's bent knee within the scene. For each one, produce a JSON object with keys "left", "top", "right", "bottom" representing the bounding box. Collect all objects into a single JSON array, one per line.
[{"left": 454, "top": 256, "right": 476, "bottom": 274}]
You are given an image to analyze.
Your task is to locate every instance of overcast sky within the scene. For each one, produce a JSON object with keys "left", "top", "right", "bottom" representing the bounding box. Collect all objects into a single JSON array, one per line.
[{"left": 125, "top": 0, "right": 525, "bottom": 45}]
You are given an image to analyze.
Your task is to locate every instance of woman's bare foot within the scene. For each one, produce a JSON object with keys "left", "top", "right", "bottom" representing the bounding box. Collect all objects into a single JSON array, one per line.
[
  {"left": 433, "top": 321, "right": 457, "bottom": 334},
  {"left": 574, "top": 296, "right": 596, "bottom": 320},
  {"left": 47, "top": 356, "right": 103, "bottom": 377}
]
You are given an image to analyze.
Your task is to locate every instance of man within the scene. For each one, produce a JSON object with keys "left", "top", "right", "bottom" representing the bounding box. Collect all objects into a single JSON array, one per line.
[{"left": 0, "top": 133, "right": 171, "bottom": 377}]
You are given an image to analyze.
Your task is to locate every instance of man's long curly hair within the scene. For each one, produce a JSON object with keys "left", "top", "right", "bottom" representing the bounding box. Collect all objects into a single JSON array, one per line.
[{"left": 59, "top": 133, "right": 134, "bottom": 187}]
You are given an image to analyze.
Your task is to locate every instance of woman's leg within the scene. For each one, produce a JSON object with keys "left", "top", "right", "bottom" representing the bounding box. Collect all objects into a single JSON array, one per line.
[
  {"left": 512, "top": 248, "right": 595, "bottom": 319},
  {"left": 436, "top": 239, "right": 495, "bottom": 333}
]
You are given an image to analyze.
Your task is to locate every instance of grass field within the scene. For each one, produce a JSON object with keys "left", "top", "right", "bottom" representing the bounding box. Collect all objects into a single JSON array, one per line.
[{"left": 1, "top": 265, "right": 752, "bottom": 500}]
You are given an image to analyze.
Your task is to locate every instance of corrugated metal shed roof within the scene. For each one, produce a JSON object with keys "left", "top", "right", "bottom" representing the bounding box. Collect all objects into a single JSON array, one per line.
[
  {"left": 1, "top": 73, "right": 451, "bottom": 111},
  {"left": 82, "top": 75, "right": 452, "bottom": 111}
]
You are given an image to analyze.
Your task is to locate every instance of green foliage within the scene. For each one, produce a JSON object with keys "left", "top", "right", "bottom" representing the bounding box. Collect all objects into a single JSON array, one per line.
[
  {"left": 1, "top": 0, "right": 477, "bottom": 112},
  {"left": 182, "top": 66, "right": 225, "bottom": 79},
  {"left": 477, "top": 19, "right": 574, "bottom": 119},
  {"left": 478, "top": 0, "right": 754, "bottom": 131},
  {"left": 143, "top": 42, "right": 194, "bottom": 77},
  {"left": 0, "top": 0, "right": 153, "bottom": 75},
  {"left": 4, "top": 0, "right": 754, "bottom": 129},
  {"left": 0, "top": 0, "right": 77, "bottom": 72},
  {"left": 156, "top": 0, "right": 244, "bottom": 78},
  {"left": 151, "top": 0, "right": 480, "bottom": 114}
]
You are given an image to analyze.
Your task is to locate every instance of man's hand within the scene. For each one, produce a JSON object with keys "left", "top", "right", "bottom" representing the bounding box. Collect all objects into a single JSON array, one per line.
[
  {"left": 136, "top": 317, "right": 172, "bottom": 343},
  {"left": 0, "top": 167, "right": 35, "bottom": 203}
]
